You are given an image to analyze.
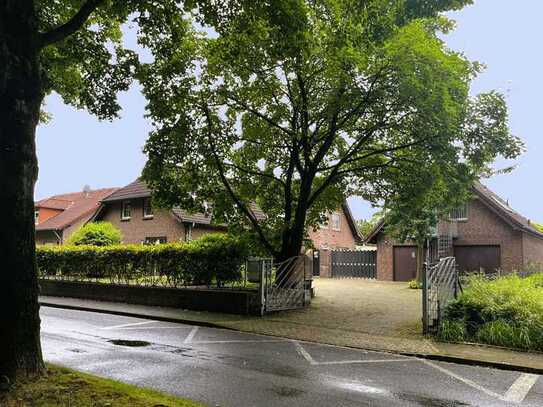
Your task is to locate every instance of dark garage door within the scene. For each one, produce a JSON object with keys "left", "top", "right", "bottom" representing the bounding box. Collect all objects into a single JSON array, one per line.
[
  {"left": 393, "top": 246, "right": 418, "bottom": 282},
  {"left": 454, "top": 245, "right": 501, "bottom": 274}
]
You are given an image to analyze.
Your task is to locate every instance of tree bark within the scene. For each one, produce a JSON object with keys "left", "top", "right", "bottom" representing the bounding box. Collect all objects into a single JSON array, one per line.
[{"left": 0, "top": 0, "right": 45, "bottom": 382}]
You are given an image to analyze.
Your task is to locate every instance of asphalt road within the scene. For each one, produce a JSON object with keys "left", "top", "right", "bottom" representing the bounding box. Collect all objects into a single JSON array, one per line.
[{"left": 41, "top": 306, "right": 542, "bottom": 407}]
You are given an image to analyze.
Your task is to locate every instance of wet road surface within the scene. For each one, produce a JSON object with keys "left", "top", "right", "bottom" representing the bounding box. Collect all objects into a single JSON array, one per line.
[{"left": 41, "top": 306, "right": 542, "bottom": 406}]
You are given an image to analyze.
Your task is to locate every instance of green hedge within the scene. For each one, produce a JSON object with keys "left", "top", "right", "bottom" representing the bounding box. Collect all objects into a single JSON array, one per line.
[
  {"left": 37, "top": 234, "right": 248, "bottom": 287},
  {"left": 440, "top": 273, "right": 543, "bottom": 351},
  {"left": 67, "top": 221, "right": 122, "bottom": 246}
]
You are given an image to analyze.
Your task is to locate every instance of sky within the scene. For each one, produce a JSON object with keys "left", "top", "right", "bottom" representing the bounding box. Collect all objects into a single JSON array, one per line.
[{"left": 36, "top": 0, "right": 542, "bottom": 222}]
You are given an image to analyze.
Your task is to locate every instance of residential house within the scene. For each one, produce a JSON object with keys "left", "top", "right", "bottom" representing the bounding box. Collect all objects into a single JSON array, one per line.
[
  {"left": 364, "top": 182, "right": 543, "bottom": 281},
  {"left": 92, "top": 179, "right": 226, "bottom": 244},
  {"left": 35, "top": 187, "right": 118, "bottom": 245}
]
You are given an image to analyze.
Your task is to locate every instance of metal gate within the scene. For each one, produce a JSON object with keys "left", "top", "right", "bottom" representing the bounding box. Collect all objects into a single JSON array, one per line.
[
  {"left": 422, "top": 257, "right": 461, "bottom": 334},
  {"left": 248, "top": 257, "right": 309, "bottom": 314},
  {"left": 331, "top": 250, "right": 376, "bottom": 278}
]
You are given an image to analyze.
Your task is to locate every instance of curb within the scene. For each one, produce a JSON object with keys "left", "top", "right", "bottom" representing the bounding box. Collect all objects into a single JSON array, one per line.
[{"left": 40, "top": 301, "right": 543, "bottom": 376}]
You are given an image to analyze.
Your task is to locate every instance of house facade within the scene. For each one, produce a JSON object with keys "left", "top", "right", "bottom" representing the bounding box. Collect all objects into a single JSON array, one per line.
[
  {"left": 35, "top": 188, "right": 118, "bottom": 245},
  {"left": 365, "top": 182, "right": 543, "bottom": 281},
  {"left": 93, "top": 180, "right": 225, "bottom": 244}
]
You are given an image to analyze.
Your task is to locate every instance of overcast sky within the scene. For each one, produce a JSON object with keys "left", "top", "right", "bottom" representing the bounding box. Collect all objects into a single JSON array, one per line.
[{"left": 36, "top": 0, "right": 542, "bottom": 222}]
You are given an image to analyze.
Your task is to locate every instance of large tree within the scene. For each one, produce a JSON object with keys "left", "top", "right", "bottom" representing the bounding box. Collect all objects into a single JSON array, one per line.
[
  {"left": 0, "top": 0, "right": 215, "bottom": 383},
  {"left": 141, "top": 0, "right": 523, "bottom": 262}
]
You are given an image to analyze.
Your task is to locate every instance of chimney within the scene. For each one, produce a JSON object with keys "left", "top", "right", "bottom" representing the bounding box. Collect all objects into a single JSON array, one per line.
[{"left": 83, "top": 184, "right": 91, "bottom": 198}]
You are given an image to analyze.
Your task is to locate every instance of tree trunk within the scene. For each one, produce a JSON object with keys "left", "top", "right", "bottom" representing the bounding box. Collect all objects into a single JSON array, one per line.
[
  {"left": 0, "top": 0, "right": 45, "bottom": 382},
  {"left": 415, "top": 244, "right": 425, "bottom": 284}
]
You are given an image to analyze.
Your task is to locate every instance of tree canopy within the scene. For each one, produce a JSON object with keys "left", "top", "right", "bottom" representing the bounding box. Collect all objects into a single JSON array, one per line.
[{"left": 140, "top": 0, "right": 522, "bottom": 260}]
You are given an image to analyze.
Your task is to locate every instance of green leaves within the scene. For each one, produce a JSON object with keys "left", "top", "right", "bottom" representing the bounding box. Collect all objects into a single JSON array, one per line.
[{"left": 137, "top": 0, "right": 521, "bottom": 257}]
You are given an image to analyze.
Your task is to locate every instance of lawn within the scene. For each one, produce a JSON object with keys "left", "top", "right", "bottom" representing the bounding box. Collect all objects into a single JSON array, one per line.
[
  {"left": 1, "top": 364, "right": 204, "bottom": 407},
  {"left": 439, "top": 272, "right": 543, "bottom": 351}
]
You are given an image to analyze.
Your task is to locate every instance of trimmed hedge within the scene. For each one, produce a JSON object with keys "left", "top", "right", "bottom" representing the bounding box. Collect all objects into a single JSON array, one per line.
[{"left": 37, "top": 233, "right": 248, "bottom": 287}]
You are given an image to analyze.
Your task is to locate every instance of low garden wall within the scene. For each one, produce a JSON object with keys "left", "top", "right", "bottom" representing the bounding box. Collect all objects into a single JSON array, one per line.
[{"left": 39, "top": 279, "right": 261, "bottom": 315}]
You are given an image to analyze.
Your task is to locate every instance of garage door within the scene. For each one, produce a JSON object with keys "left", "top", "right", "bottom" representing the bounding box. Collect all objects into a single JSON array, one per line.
[
  {"left": 454, "top": 245, "right": 500, "bottom": 274},
  {"left": 393, "top": 246, "right": 418, "bottom": 281}
]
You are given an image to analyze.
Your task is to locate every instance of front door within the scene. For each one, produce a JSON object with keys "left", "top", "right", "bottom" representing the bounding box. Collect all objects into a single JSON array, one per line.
[{"left": 393, "top": 246, "right": 418, "bottom": 281}]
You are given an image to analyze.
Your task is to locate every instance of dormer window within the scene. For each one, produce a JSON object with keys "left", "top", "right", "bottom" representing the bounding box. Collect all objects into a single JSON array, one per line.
[
  {"left": 143, "top": 197, "right": 153, "bottom": 219},
  {"left": 449, "top": 204, "right": 468, "bottom": 221},
  {"left": 121, "top": 200, "right": 131, "bottom": 220}
]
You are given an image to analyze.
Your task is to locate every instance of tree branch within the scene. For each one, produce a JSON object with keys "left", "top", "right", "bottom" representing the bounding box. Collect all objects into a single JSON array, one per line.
[{"left": 39, "top": 0, "right": 106, "bottom": 48}]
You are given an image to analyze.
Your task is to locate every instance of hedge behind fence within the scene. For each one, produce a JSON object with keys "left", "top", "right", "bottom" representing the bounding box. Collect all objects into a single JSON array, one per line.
[{"left": 36, "top": 234, "right": 247, "bottom": 287}]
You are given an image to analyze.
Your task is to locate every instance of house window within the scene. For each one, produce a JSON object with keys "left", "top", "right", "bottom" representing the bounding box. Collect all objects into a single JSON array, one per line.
[
  {"left": 121, "top": 200, "right": 131, "bottom": 220},
  {"left": 185, "top": 224, "right": 193, "bottom": 241},
  {"left": 143, "top": 198, "right": 153, "bottom": 219},
  {"left": 449, "top": 204, "right": 468, "bottom": 221},
  {"left": 144, "top": 236, "right": 167, "bottom": 245},
  {"left": 34, "top": 209, "right": 40, "bottom": 224},
  {"left": 331, "top": 213, "right": 341, "bottom": 231}
]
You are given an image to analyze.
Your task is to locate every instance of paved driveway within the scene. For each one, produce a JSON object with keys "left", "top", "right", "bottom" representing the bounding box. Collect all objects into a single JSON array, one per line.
[
  {"left": 269, "top": 278, "right": 422, "bottom": 338},
  {"left": 42, "top": 306, "right": 542, "bottom": 407}
]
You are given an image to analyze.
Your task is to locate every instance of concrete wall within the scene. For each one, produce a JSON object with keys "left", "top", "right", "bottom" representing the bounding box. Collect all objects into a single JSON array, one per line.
[
  {"left": 308, "top": 208, "right": 357, "bottom": 250},
  {"left": 40, "top": 279, "right": 260, "bottom": 315}
]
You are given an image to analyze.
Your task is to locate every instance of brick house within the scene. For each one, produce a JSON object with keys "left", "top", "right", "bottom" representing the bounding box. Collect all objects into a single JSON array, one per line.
[
  {"left": 364, "top": 182, "right": 543, "bottom": 281},
  {"left": 35, "top": 187, "right": 118, "bottom": 245},
  {"left": 92, "top": 179, "right": 226, "bottom": 244}
]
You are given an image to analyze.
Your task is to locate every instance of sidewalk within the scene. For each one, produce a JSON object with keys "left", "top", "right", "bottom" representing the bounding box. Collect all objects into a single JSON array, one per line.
[{"left": 40, "top": 294, "right": 543, "bottom": 374}]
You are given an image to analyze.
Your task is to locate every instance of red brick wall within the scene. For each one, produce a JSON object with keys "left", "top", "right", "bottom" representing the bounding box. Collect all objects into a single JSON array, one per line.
[
  {"left": 308, "top": 208, "right": 357, "bottom": 250},
  {"left": 97, "top": 199, "right": 186, "bottom": 244},
  {"left": 375, "top": 197, "right": 530, "bottom": 280},
  {"left": 450, "top": 198, "right": 523, "bottom": 273},
  {"left": 522, "top": 233, "right": 543, "bottom": 271}
]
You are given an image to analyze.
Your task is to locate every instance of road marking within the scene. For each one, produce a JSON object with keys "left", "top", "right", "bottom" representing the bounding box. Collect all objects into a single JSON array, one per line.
[
  {"left": 100, "top": 321, "right": 156, "bottom": 330},
  {"left": 503, "top": 374, "right": 539, "bottom": 403},
  {"left": 422, "top": 360, "right": 503, "bottom": 400},
  {"left": 184, "top": 326, "right": 199, "bottom": 343},
  {"left": 316, "top": 358, "right": 417, "bottom": 365},
  {"left": 192, "top": 339, "right": 285, "bottom": 344},
  {"left": 293, "top": 341, "right": 317, "bottom": 365}
]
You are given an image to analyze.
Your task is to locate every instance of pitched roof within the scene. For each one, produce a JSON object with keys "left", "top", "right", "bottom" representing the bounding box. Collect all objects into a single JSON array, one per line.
[
  {"left": 35, "top": 188, "right": 118, "bottom": 231},
  {"left": 101, "top": 179, "right": 151, "bottom": 202},
  {"left": 363, "top": 182, "right": 543, "bottom": 243},
  {"left": 341, "top": 201, "right": 363, "bottom": 244}
]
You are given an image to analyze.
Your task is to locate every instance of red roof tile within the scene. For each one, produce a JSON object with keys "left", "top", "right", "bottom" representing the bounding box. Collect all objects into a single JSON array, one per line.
[{"left": 35, "top": 188, "right": 118, "bottom": 231}]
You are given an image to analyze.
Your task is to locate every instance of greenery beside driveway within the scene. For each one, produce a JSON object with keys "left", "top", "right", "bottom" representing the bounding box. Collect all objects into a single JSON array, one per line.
[{"left": 0, "top": 364, "right": 203, "bottom": 407}]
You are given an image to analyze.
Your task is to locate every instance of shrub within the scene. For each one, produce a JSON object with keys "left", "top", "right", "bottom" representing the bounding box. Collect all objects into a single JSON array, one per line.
[
  {"left": 408, "top": 279, "right": 422, "bottom": 289},
  {"left": 440, "top": 273, "right": 543, "bottom": 351},
  {"left": 67, "top": 222, "right": 122, "bottom": 246},
  {"left": 36, "top": 233, "right": 247, "bottom": 286}
]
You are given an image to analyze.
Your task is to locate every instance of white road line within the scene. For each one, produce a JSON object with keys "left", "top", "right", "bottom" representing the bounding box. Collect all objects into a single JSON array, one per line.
[
  {"left": 315, "top": 358, "right": 417, "bottom": 365},
  {"left": 503, "top": 374, "right": 539, "bottom": 403},
  {"left": 100, "top": 321, "right": 156, "bottom": 330},
  {"left": 422, "top": 360, "right": 503, "bottom": 400},
  {"left": 184, "top": 326, "right": 199, "bottom": 343},
  {"left": 293, "top": 341, "right": 317, "bottom": 365},
  {"left": 191, "top": 339, "right": 285, "bottom": 344}
]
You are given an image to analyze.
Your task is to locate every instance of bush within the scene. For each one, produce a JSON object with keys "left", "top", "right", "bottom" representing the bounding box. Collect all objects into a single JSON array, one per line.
[
  {"left": 37, "top": 233, "right": 247, "bottom": 286},
  {"left": 67, "top": 222, "right": 122, "bottom": 246},
  {"left": 440, "top": 273, "right": 543, "bottom": 351},
  {"left": 408, "top": 279, "right": 422, "bottom": 289}
]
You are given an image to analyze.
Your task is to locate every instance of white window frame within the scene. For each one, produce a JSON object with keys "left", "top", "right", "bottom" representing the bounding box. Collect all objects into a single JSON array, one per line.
[
  {"left": 121, "top": 200, "right": 132, "bottom": 220},
  {"left": 34, "top": 209, "right": 40, "bottom": 224},
  {"left": 449, "top": 203, "right": 468, "bottom": 221},
  {"left": 331, "top": 212, "right": 341, "bottom": 231},
  {"left": 142, "top": 197, "right": 154, "bottom": 219}
]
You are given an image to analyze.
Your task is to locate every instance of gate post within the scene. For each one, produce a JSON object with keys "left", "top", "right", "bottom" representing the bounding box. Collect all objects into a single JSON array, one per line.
[
  {"left": 258, "top": 259, "right": 266, "bottom": 316},
  {"left": 422, "top": 262, "right": 429, "bottom": 335}
]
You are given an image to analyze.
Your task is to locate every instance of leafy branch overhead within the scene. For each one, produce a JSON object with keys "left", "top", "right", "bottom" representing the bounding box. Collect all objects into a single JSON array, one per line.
[{"left": 140, "top": 0, "right": 522, "bottom": 260}]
